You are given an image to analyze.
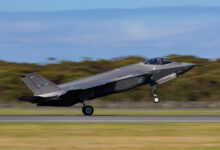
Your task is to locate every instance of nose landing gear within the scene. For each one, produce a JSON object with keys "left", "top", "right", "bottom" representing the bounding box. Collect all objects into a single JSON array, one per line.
[
  {"left": 152, "top": 86, "right": 160, "bottom": 103},
  {"left": 153, "top": 97, "right": 160, "bottom": 103},
  {"left": 82, "top": 100, "right": 94, "bottom": 115}
]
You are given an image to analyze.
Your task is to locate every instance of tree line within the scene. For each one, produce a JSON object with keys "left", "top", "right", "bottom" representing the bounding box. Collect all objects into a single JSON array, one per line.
[{"left": 0, "top": 55, "right": 219, "bottom": 103}]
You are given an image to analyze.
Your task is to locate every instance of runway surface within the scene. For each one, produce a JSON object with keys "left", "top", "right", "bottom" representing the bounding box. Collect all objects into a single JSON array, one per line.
[{"left": 0, "top": 115, "right": 220, "bottom": 123}]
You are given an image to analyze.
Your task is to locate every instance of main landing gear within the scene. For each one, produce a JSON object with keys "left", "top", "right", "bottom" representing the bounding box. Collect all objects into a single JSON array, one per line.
[
  {"left": 152, "top": 86, "right": 160, "bottom": 103},
  {"left": 82, "top": 100, "right": 94, "bottom": 115}
]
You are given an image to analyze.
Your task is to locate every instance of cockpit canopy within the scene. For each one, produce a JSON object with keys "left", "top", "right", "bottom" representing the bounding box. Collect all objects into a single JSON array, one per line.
[{"left": 144, "top": 58, "right": 172, "bottom": 65}]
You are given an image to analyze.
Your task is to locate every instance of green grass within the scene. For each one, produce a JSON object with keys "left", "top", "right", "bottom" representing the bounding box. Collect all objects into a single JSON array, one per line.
[
  {"left": 0, "top": 123, "right": 220, "bottom": 150},
  {"left": 0, "top": 108, "right": 220, "bottom": 115}
]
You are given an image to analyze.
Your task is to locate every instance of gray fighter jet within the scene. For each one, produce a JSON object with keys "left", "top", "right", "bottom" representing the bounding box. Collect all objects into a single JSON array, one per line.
[{"left": 19, "top": 58, "right": 196, "bottom": 115}]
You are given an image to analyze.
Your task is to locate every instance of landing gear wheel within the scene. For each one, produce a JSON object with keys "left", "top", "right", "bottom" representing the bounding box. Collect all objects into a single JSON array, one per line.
[
  {"left": 82, "top": 105, "right": 94, "bottom": 116},
  {"left": 154, "top": 97, "right": 160, "bottom": 103},
  {"left": 152, "top": 86, "right": 160, "bottom": 103}
]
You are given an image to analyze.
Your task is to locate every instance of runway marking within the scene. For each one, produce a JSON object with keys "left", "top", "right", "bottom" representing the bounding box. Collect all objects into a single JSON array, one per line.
[{"left": 0, "top": 115, "right": 220, "bottom": 123}]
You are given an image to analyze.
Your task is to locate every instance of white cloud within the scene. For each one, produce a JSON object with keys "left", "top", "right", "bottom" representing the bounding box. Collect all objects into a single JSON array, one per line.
[
  {"left": 0, "top": 21, "right": 50, "bottom": 33},
  {"left": 0, "top": 19, "right": 216, "bottom": 49},
  {"left": 0, "top": 8, "right": 220, "bottom": 62}
]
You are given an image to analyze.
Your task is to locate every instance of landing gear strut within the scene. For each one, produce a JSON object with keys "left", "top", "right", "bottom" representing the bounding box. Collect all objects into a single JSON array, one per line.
[
  {"left": 82, "top": 100, "right": 94, "bottom": 116},
  {"left": 152, "top": 86, "right": 160, "bottom": 103}
]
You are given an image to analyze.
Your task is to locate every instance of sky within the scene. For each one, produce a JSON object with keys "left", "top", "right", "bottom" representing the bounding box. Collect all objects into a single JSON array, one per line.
[
  {"left": 1, "top": 0, "right": 220, "bottom": 11},
  {"left": 0, "top": 0, "right": 220, "bottom": 63}
]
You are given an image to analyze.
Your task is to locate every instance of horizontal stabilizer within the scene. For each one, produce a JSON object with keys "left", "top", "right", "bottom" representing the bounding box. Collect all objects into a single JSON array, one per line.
[
  {"left": 18, "top": 96, "right": 74, "bottom": 107},
  {"left": 18, "top": 96, "right": 47, "bottom": 103}
]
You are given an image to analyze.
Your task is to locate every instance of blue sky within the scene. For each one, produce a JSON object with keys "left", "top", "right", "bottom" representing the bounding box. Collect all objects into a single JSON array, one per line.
[
  {"left": 2, "top": 0, "right": 220, "bottom": 11},
  {"left": 0, "top": 1, "right": 220, "bottom": 63}
]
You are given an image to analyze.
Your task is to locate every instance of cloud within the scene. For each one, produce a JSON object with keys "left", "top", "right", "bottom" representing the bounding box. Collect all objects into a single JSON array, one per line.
[
  {"left": 0, "top": 21, "right": 49, "bottom": 34},
  {"left": 0, "top": 7, "right": 220, "bottom": 62}
]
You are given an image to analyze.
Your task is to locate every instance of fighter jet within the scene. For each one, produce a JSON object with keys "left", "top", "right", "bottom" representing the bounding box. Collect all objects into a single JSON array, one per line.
[{"left": 19, "top": 58, "right": 196, "bottom": 115}]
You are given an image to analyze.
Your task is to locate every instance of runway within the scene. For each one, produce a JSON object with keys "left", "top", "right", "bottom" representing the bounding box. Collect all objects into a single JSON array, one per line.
[{"left": 0, "top": 115, "right": 220, "bottom": 123}]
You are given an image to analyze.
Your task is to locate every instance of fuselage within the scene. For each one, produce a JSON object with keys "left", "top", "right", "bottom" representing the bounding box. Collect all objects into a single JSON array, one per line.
[{"left": 45, "top": 61, "right": 195, "bottom": 106}]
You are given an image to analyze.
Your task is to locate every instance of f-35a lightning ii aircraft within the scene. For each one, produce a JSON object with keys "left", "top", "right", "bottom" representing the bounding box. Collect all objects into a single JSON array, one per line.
[{"left": 19, "top": 58, "right": 196, "bottom": 115}]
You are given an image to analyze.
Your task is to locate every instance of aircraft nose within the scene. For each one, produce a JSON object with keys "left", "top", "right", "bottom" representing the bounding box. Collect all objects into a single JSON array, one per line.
[
  {"left": 177, "top": 63, "right": 196, "bottom": 75},
  {"left": 183, "top": 63, "right": 196, "bottom": 70}
]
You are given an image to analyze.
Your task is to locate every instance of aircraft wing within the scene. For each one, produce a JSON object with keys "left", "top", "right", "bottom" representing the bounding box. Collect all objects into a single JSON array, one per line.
[{"left": 59, "top": 69, "right": 151, "bottom": 92}]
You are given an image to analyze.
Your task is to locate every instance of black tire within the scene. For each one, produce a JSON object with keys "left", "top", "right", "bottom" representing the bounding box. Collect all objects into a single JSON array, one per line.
[{"left": 82, "top": 105, "right": 94, "bottom": 116}]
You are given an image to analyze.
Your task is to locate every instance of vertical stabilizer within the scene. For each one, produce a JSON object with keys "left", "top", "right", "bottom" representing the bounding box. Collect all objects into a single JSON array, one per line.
[{"left": 21, "top": 73, "right": 61, "bottom": 96}]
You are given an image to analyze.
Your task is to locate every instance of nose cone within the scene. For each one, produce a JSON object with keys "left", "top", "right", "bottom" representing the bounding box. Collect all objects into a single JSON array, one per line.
[
  {"left": 184, "top": 63, "right": 196, "bottom": 70},
  {"left": 177, "top": 63, "right": 196, "bottom": 75}
]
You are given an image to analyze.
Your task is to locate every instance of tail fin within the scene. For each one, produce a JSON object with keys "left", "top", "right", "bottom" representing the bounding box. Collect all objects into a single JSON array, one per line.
[{"left": 21, "top": 73, "right": 61, "bottom": 96}]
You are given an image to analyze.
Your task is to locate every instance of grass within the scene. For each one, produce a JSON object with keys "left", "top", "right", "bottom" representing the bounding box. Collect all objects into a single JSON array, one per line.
[
  {"left": 0, "top": 123, "right": 220, "bottom": 150},
  {"left": 0, "top": 108, "right": 220, "bottom": 115}
]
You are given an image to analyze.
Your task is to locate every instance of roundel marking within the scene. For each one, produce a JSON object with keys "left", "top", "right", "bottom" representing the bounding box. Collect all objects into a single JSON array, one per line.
[{"left": 138, "top": 78, "right": 144, "bottom": 84}]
